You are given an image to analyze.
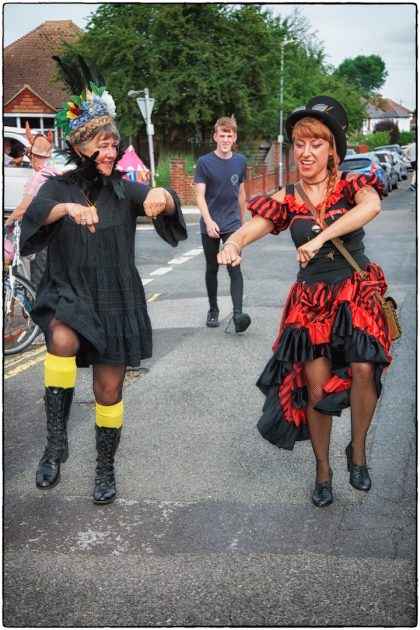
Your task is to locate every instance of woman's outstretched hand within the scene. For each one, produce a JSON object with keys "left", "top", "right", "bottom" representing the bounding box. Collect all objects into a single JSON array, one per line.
[
  {"left": 67, "top": 203, "right": 99, "bottom": 233},
  {"left": 217, "top": 242, "right": 242, "bottom": 267},
  {"left": 144, "top": 188, "right": 168, "bottom": 220}
]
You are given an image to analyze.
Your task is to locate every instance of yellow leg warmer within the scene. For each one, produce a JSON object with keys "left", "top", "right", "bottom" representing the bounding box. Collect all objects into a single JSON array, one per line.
[
  {"left": 96, "top": 401, "right": 124, "bottom": 429},
  {"left": 44, "top": 353, "right": 77, "bottom": 389}
]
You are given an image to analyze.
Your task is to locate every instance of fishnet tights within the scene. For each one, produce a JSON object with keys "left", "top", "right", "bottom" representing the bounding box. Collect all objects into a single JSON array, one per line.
[
  {"left": 304, "top": 357, "right": 333, "bottom": 484},
  {"left": 304, "top": 358, "right": 377, "bottom": 482},
  {"left": 349, "top": 362, "right": 378, "bottom": 465}
]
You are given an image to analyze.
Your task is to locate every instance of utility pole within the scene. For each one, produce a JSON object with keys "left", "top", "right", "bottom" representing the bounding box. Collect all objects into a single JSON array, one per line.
[
  {"left": 127, "top": 88, "right": 156, "bottom": 187},
  {"left": 278, "top": 38, "right": 293, "bottom": 190},
  {"left": 141, "top": 88, "right": 156, "bottom": 187}
]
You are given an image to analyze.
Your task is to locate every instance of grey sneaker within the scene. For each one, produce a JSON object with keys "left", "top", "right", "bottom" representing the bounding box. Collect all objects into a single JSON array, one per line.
[{"left": 206, "top": 309, "right": 219, "bottom": 327}]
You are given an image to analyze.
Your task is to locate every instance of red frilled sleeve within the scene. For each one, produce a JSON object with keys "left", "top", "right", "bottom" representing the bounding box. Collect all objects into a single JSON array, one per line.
[
  {"left": 344, "top": 169, "right": 384, "bottom": 205},
  {"left": 247, "top": 195, "right": 289, "bottom": 235}
]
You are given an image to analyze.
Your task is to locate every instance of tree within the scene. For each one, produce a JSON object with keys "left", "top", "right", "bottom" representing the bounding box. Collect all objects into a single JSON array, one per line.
[
  {"left": 374, "top": 120, "right": 400, "bottom": 144},
  {"left": 399, "top": 130, "right": 414, "bottom": 145},
  {"left": 334, "top": 54, "right": 388, "bottom": 97},
  {"left": 57, "top": 4, "right": 368, "bottom": 153},
  {"left": 64, "top": 4, "right": 288, "bottom": 152}
]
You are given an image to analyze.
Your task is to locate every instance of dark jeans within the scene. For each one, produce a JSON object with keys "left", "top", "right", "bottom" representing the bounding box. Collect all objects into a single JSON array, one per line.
[{"left": 201, "top": 231, "right": 244, "bottom": 313}]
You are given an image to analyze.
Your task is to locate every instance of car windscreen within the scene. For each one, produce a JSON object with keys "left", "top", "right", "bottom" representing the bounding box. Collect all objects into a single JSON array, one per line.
[
  {"left": 376, "top": 145, "right": 400, "bottom": 154},
  {"left": 374, "top": 154, "right": 388, "bottom": 164},
  {"left": 341, "top": 159, "right": 372, "bottom": 170}
]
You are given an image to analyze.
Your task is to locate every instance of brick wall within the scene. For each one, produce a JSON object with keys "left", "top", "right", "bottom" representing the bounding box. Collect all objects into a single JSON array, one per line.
[
  {"left": 170, "top": 142, "right": 298, "bottom": 204},
  {"left": 170, "top": 160, "right": 196, "bottom": 204}
]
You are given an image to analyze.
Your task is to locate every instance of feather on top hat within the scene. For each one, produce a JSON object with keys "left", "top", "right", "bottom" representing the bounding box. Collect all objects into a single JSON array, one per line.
[
  {"left": 53, "top": 55, "right": 117, "bottom": 141},
  {"left": 285, "top": 96, "right": 348, "bottom": 161}
]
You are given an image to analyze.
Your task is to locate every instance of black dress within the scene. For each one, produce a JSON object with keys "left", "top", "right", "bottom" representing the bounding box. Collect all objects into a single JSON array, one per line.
[{"left": 20, "top": 169, "right": 187, "bottom": 367}]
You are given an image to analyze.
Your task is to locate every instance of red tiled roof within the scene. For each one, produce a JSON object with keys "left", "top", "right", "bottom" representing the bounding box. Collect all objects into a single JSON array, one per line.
[
  {"left": 366, "top": 97, "right": 413, "bottom": 119},
  {"left": 4, "top": 20, "right": 83, "bottom": 111}
]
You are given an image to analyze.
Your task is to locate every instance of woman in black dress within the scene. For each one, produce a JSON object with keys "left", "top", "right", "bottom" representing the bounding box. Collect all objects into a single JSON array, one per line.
[
  {"left": 20, "top": 58, "right": 187, "bottom": 504},
  {"left": 217, "top": 96, "right": 392, "bottom": 507}
]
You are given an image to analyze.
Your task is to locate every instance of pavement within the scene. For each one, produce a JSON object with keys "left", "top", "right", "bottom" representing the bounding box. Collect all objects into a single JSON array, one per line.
[
  {"left": 138, "top": 205, "right": 201, "bottom": 226},
  {"left": 3, "top": 183, "right": 417, "bottom": 627}
]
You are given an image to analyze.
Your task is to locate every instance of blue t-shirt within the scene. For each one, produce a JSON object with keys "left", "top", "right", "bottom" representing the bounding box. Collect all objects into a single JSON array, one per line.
[{"left": 194, "top": 151, "right": 247, "bottom": 235}]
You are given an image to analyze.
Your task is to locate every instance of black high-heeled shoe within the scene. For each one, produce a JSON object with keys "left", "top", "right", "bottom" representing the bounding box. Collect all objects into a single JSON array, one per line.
[
  {"left": 345, "top": 442, "right": 371, "bottom": 492},
  {"left": 312, "top": 468, "right": 333, "bottom": 507}
]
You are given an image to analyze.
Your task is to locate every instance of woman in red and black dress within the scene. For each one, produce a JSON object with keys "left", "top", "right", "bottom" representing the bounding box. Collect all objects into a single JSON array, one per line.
[{"left": 217, "top": 96, "right": 392, "bottom": 507}]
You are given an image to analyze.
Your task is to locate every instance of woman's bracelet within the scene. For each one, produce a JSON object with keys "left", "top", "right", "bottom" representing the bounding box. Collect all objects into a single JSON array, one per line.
[{"left": 223, "top": 240, "right": 242, "bottom": 256}]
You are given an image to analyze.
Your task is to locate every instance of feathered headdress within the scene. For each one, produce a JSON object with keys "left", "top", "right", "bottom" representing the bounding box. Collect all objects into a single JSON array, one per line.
[{"left": 53, "top": 55, "right": 117, "bottom": 140}]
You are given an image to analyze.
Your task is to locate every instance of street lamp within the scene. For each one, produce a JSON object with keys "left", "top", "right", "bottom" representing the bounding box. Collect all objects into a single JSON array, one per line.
[
  {"left": 128, "top": 88, "right": 156, "bottom": 187},
  {"left": 278, "top": 38, "right": 293, "bottom": 189}
]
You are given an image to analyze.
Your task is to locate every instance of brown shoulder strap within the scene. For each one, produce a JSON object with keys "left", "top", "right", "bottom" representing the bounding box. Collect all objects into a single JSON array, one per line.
[
  {"left": 295, "top": 181, "right": 385, "bottom": 305},
  {"left": 295, "top": 182, "right": 364, "bottom": 275}
]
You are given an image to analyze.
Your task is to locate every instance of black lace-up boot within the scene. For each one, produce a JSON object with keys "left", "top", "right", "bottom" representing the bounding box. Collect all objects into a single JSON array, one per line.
[
  {"left": 93, "top": 426, "right": 121, "bottom": 504},
  {"left": 36, "top": 387, "right": 74, "bottom": 489}
]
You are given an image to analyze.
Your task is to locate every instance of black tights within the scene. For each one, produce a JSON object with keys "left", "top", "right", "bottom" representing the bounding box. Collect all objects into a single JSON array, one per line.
[
  {"left": 304, "top": 357, "right": 378, "bottom": 483},
  {"left": 201, "top": 232, "right": 244, "bottom": 312},
  {"left": 47, "top": 318, "right": 126, "bottom": 406}
]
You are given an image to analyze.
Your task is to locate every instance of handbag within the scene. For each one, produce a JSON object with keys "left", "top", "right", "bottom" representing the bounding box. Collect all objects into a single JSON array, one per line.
[{"left": 295, "top": 182, "right": 402, "bottom": 341}]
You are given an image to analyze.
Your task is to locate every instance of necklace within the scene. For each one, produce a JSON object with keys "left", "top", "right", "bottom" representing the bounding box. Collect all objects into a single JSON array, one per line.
[
  {"left": 301, "top": 173, "right": 329, "bottom": 185},
  {"left": 79, "top": 188, "right": 98, "bottom": 212}
]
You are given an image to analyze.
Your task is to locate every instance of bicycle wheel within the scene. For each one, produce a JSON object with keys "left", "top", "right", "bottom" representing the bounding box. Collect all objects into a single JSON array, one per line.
[{"left": 4, "top": 271, "right": 40, "bottom": 355}]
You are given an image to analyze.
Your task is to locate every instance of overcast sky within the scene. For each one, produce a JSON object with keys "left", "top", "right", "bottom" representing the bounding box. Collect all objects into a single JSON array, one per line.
[{"left": 3, "top": 2, "right": 417, "bottom": 110}]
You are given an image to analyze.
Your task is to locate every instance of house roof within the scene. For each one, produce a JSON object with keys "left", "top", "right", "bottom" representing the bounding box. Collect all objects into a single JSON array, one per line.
[
  {"left": 366, "top": 97, "right": 413, "bottom": 120},
  {"left": 4, "top": 20, "right": 83, "bottom": 111}
]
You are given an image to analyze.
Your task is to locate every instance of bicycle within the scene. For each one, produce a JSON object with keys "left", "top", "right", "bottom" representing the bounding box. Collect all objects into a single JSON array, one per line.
[{"left": 4, "top": 221, "right": 40, "bottom": 355}]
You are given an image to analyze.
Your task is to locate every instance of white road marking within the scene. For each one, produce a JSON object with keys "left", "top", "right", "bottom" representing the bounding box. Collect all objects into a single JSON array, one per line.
[
  {"left": 149, "top": 267, "right": 173, "bottom": 276},
  {"left": 183, "top": 248, "right": 203, "bottom": 256},
  {"left": 142, "top": 278, "right": 154, "bottom": 285},
  {"left": 167, "top": 256, "right": 193, "bottom": 265}
]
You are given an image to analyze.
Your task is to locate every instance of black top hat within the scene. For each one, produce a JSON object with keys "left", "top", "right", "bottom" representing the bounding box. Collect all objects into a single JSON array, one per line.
[{"left": 285, "top": 96, "right": 348, "bottom": 162}]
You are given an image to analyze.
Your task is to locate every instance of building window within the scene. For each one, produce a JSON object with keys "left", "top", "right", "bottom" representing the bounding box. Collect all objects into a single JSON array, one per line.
[
  {"left": 4, "top": 115, "right": 56, "bottom": 131},
  {"left": 4, "top": 116, "right": 18, "bottom": 127},
  {"left": 25, "top": 116, "right": 43, "bottom": 130}
]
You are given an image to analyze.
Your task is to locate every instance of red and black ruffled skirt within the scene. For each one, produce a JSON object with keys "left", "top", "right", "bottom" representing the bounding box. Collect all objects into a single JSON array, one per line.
[{"left": 256, "top": 263, "right": 393, "bottom": 450}]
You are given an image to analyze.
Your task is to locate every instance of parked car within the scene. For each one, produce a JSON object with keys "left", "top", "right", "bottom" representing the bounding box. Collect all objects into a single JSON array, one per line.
[
  {"left": 340, "top": 153, "right": 391, "bottom": 196},
  {"left": 373, "top": 150, "right": 399, "bottom": 190},
  {"left": 4, "top": 129, "right": 32, "bottom": 215},
  {"left": 374, "top": 144, "right": 403, "bottom": 156},
  {"left": 373, "top": 143, "right": 408, "bottom": 180},
  {"left": 4, "top": 126, "right": 69, "bottom": 215},
  {"left": 387, "top": 151, "right": 408, "bottom": 181},
  {"left": 345, "top": 148, "right": 357, "bottom": 156}
]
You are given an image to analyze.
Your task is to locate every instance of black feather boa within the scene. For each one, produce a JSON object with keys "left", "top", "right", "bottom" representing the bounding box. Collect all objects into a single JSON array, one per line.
[{"left": 55, "top": 141, "right": 127, "bottom": 200}]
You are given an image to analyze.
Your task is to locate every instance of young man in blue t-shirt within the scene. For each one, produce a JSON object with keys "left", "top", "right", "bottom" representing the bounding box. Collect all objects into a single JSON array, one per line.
[{"left": 194, "top": 117, "right": 251, "bottom": 332}]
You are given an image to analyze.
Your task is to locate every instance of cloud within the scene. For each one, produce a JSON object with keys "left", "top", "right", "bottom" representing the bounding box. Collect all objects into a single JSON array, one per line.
[{"left": 384, "top": 24, "right": 416, "bottom": 46}]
